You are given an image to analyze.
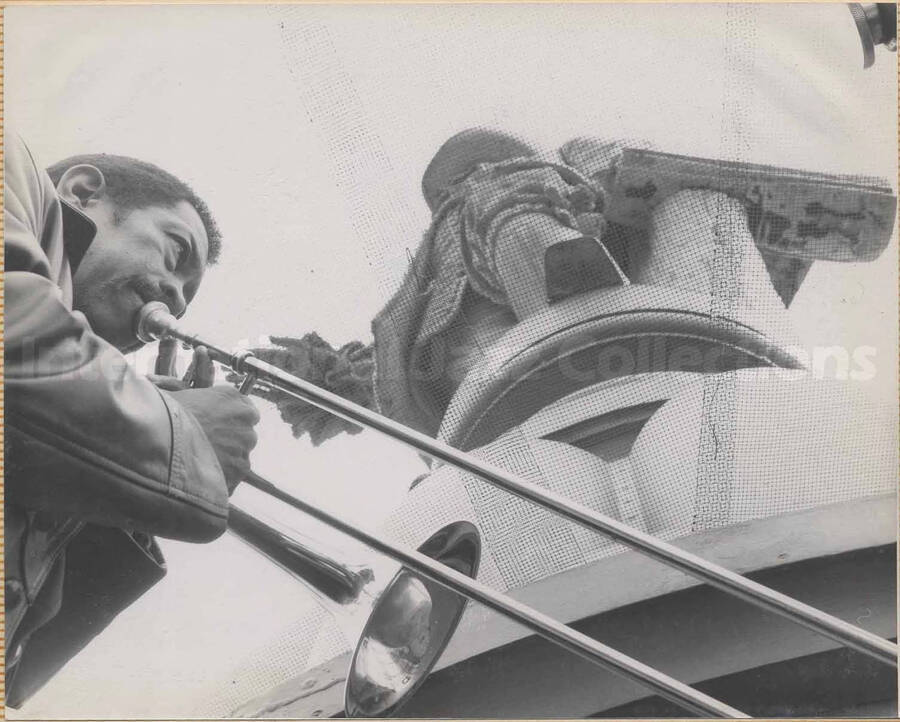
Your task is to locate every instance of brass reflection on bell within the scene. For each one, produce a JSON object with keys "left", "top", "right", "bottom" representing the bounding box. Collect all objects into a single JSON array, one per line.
[{"left": 228, "top": 505, "right": 480, "bottom": 717}]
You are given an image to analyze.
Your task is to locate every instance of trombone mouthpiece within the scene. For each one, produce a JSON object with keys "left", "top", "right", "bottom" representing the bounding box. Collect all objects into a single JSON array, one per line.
[{"left": 134, "top": 301, "right": 176, "bottom": 344}]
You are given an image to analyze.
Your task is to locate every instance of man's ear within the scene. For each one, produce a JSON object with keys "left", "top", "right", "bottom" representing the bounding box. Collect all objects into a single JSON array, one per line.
[{"left": 55, "top": 164, "right": 107, "bottom": 210}]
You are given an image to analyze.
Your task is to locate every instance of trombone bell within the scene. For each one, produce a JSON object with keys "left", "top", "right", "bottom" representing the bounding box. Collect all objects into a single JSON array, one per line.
[
  {"left": 348, "top": 521, "right": 480, "bottom": 716},
  {"left": 228, "top": 503, "right": 480, "bottom": 717},
  {"left": 134, "top": 301, "right": 895, "bottom": 717}
]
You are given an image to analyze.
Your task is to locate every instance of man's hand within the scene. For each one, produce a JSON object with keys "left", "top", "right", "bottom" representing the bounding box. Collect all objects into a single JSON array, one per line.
[
  {"left": 169, "top": 386, "right": 260, "bottom": 492},
  {"left": 148, "top": 338, "right": 216, "bottom": 390},
  {"left": 150, "top": 339, "right": 260, "bottom": 492}
]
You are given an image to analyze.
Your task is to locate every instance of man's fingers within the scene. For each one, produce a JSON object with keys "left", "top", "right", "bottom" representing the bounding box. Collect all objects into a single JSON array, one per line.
[
  {"left": 241, "top": 397, "right": 262, "bottom": 424},
  {"left": 185, "top": 346, "right": 215, "bottom": 388},
  {"left": 155, "top": 337, "right": 179, "bottom": 376},
  {"left": 196, "top": 347, "right": 216, "bottom": 387},
  {"left": 216, "top": 386, "right": 262, "bottom": 423}
]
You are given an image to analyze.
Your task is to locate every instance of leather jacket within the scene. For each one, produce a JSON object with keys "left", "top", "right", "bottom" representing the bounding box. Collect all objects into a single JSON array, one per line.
[{"left": 4, "top": 131, "right": 229, "bottom": 706}]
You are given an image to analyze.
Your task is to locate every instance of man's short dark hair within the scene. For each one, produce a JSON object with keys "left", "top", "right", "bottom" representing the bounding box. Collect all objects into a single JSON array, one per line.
[{"left": 46, "top": 154, "right": 222, "bottom": 264}]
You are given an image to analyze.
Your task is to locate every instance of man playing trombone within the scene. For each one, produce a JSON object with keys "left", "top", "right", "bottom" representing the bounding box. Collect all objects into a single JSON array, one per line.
[{"left": 4, "top": 129, "right": 260, "bottom": 707}]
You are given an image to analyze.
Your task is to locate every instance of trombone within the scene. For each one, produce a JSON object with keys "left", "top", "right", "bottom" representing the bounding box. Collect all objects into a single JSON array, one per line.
[{"left": 136, "top": 301, "right": 897, "bottom": 718}]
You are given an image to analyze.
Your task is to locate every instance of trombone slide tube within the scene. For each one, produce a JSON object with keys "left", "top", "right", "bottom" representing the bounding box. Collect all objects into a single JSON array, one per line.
[
  {"left": 243, "top": 355, "right": 899, "bottom": 669},
  {"left": 228, "top": 501, "right": 369, "bottom": 605},
  {"left": 135, "top": 303, "right": 898, "bottom": 668},
  {"left": 241, "top": 471, "right": 748, "bottom": 718}
]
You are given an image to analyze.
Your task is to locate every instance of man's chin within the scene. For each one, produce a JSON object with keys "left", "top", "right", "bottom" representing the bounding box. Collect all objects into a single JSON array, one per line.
[
  {"left": 87, "top": 316, "right": 144, "bottom": 354},
  {"left": 101, "top": 328, "right": 144, "bottom": 354},
  {"left": 82, "top": 301, "right": 145, "bottom": 354}
]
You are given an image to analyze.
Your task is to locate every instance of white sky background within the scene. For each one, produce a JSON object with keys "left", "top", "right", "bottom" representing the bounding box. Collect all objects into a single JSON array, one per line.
[{"left": 4, "top": 3, "right": 897, "bottom": 718}]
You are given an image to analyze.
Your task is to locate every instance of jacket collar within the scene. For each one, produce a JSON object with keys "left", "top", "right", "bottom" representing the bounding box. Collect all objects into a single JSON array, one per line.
[{"left": 59, "top": 199, "right": 97, "bottom": 274}]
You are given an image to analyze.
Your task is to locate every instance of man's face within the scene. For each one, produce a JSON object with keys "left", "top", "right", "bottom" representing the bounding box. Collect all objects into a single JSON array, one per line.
[{"left": 71, "top": 198, "right": 210, "bottom": 352}]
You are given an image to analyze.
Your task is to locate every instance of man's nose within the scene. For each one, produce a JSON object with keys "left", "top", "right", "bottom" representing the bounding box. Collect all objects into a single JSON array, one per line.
[{"left": 160, "top": 281, "right": 187, "bottom": 318}]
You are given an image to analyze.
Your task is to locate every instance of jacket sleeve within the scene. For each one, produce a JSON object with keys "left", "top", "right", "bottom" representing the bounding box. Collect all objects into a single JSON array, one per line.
[{"left": 4, "top": 133, "right": 229, "bottom": 543}]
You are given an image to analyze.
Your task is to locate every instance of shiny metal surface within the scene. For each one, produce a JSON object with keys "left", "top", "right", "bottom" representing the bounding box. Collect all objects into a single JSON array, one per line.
[
  {"left": 242, "top": 358, "right": 897, "bottom": 667},
  {"left": 134, "top": 301, "right": 897, "bottom": 716},
  {"left": 243, "top": 467, "right": 746, "bottom": 718},
  {"left": 229, "top": 487, "right": 480, "bottom": 717}
]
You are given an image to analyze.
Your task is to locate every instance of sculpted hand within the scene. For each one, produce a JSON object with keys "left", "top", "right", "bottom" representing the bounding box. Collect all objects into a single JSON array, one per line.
[{"left": 226, "top": 335, "right": 375, "bottom": 446}]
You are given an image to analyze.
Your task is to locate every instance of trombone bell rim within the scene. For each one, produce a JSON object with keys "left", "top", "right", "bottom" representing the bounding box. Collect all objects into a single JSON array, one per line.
[{"left": 345, "top": 520, "right": 481, "bottom": 718}]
